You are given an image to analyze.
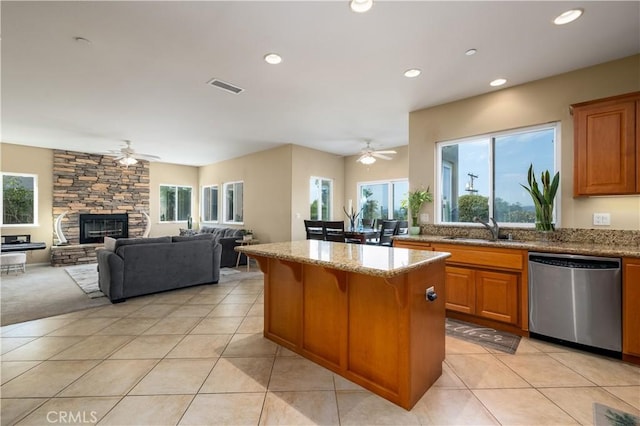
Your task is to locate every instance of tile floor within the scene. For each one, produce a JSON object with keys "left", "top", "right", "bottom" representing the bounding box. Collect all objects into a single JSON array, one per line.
[{"left": 1, "top": 270, "right": 639, "bottom": 425}]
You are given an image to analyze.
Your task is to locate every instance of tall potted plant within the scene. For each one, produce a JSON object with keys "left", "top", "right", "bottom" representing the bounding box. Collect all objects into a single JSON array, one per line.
[
  {"left": 403, "top": 186, "right": 432, "bottom": 235},
  {"left": 520, "top": 164, "right": 560, "bottom": 231}
]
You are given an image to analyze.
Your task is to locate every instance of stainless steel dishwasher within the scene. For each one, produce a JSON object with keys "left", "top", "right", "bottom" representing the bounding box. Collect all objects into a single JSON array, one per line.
[{"left": 528, "top": 252, "right": 622, "bottom": 355}]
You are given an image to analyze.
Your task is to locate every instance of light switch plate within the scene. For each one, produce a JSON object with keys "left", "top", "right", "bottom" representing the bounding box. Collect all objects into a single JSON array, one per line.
[{"left": 593, "top": 213, "right": 611, "bottom": 226}]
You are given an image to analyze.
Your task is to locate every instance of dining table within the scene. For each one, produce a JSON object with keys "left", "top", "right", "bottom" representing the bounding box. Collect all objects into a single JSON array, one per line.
[{"left": 344, "top": 228, "right": 379, "bottom": 244}]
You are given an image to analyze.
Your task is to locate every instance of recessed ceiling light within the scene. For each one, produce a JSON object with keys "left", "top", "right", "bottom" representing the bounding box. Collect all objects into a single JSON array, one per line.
[
  {"left": 350, "top": 0, "right": 373, "bottom": 13},
  {"left": 553, "top": 9, "right": 583, "bottom": 25},
  {"left": 465, "top": 48, "right": 477, "bottom": 56},
  {"left": 264, "top": 53, "right": 282, "bottom": 65},
  {"left": 490, "top": 78, "right": 507, "bottom": 87},
  {"left": 404, "top": 68, "right": 421, "bottom": 78}
]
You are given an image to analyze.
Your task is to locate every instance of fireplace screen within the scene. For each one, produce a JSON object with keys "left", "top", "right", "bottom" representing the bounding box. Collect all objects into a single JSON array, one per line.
[{"left": 79, "top": 214, "right": 128, "bottom": 244}]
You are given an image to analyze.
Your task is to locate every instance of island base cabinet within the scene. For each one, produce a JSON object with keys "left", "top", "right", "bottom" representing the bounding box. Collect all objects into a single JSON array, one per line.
[{"left": 256, "top": 256, "right": 446, "bottom": 410}]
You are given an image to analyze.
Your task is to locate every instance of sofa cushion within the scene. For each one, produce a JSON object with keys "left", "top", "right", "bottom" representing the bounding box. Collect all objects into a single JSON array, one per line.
[
  {"left": 109, "top": 236, "right": 172, "bottom": 255},
  {"left": 172, "top": 234, "right": 214, "bottom": 243},
  {"left": 179, "top": 228, "right": 198, "bottom": 237}
]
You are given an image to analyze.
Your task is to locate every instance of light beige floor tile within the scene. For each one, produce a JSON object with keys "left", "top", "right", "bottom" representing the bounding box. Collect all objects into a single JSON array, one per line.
[
  {"left": 260, "top": 391, "right": 339, "bottom": 425},
  {"left": 269, "top": 357, "right": 335, "bottom": 391},
  {"left": 166, "top": 334, "right": 231, "bottom": 358},
  {"left": 247, "top": 303, "right": 264, "bottom": 317},
  {"left": 1, "top": 336, "right": 84, "bottom": 361},
  {"left": 143, "top": 290, "right": 197, "bottom": 305},
  {"left": 189, "top": 317, "right": 243, "bottom": 334},
  {"left": 336, "top": 390, "right": 420, "bottom": 425},
  {"left": 222, "top": 333, "right": 278, "bottom": 357},
  {"left": 95, "top": 318, "right": 158, "bottom": 335},
  {"left": 51, "top": 335, "right": 132, "bottom": 360},
  {"left": 1, "top": 318, "right": 77, "bottom": 337},
  {"left": 540, "top": 386, "right": 640, "bottom": 425},
  {"left": 209, "top": 303, "right": 252, "bottom": 317},
  {"left": 276, "top": 346, "right": 301, "bottom": 357},
  {"left": 237, "top": 316, "right": 264, "bottom": 333},
  {"left": 445, "top": 335, "right": 490, "bottom": 354},
  {"left": 83, "top": 303, "right": 145, "bottom": 318},
  {"left": 333, "top": 375, "right": 367, "bottom": 391},
  {"left": 59, "top": 359, "right": 157, "bottom": 397},
  {"left": 433, "top": 362, "right": 466, "bottom": 389},
  {"left": 167, "top": 304, "right": 215, "bottom": 318},
  {"left": 230, "top": 284, "right": 263, "bottom": 295},
  {"left": 200, "top": 357, "right": 273, "bottom": 393},
  {"left": 550, "top": 352, "right": 640, "bottom": 386},
  {"left": 512, "top": 337, "right": 544, "bottom": 354},
  {"left": 186, "top": 293, "right": 226, "bottom": 305},
  {"left": 179, "top": 393, "right": 265, "bottom": 426},
  {"left": 1, "top": 360, "right": 98, "bottom": 397},
  {"left": 125, "top": 303, "right": 178, "bottom": 318},
  {"left": 1, "top": 337, "right": 36, "bottom": 354},
  {"left": 130, "top": 358, "right": 215, "bottom": 395},
  {"left": 15, "top": 396, "right": 120, "bottom": 425},
  {"left": 196, "top": 286, "right": 232, "bottom": 296},
  {"left": 1, "top": 361, "right": 40, "bottom": 384},
  {"left": 1, "top": 398, "right": 47, "bottom": 426},
  {"left": 604, "top": 386, "right": 640, "bottom": 410},
  {"left": 496, "top": 353, "right": 596, "bottom": 387},
  {"left": 527, "top": 338, "right": 574, "bottom": 353},
  {"left": 446, "top": 354, "right": 531, "bottom": 389},
  {"left": 97, "top": 394, "right": 193, "bottom": 426},
  {"left": 473, "top": 388, "right": 578, "bottom": 425},
  {"left": 109, "top": 335, "right": 182, "bottom": 359},
  {"left": 47, "top": 317, "right": 119, "bottom": 336},
  {"left": 412, "top": 388, "right": 499, "bottom": 425},
  {"left": 221, "top": 294, "right": 259, "bottom": 304},
  {"left": 142, "top": 317, "right": 200, "bottom": 335}
]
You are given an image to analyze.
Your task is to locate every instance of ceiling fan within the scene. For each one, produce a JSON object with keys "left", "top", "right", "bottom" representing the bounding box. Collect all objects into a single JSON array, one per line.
[
  {"left": 356, "top": 140, "right": 397, "bottom": 165},
  {"left": 102, "top": 140, "right": 161, "bottom": 166}
]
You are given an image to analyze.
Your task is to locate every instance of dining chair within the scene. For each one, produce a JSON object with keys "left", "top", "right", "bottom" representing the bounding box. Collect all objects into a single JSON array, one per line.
[
  {"left": 367, "top": 220, "right": 397, "bottom": 246},
  {"left": 396, "top": 220, "right": 409, "bottom": 235},
  {"left": 323, "top": 221, "right": 346, "bottom": 242},
  {"left": 304, "top": 220, "right": 325, "bottom": 240}
]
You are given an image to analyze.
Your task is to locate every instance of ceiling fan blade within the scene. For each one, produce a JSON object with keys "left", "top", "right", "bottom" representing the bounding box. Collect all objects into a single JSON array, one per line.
[
  {"left": 373, "top": 150, "right": 397, "bottom": 154},
  {"left": 134, "top": 153, "right": 161, "bottom": 161},
  {"left": 356, "top": 154, "right": 369, "bottom": 162},
  {"left": 372, "top": 153, "right": 392, "bottom": 160}
]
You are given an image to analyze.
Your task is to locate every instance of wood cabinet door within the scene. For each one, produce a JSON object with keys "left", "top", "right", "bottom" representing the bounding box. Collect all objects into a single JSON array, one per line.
[
  {"left": 475, "top": 270, "right": 518, "bottom": 325},
  {"left": 574, "top": 99, "right": 637, "bottom": 195},
  {"left": 623, "top": 258, "right": 640, "bottom": 357},
  {"left": 444, "top": 266, "right": 475, "bottom": 314}
]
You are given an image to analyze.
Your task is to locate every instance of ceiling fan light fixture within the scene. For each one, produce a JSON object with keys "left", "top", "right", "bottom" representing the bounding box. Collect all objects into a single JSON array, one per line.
[
  {"left": 350, "top": 0, "right": 373, "bottom": 13},
  {"left": 554, "top": 9, "right": 583, "bottom": 25},
  {"left": 119, "top": 156, "right": 138, "bottom": 166},
  {"left": 359, "top": 155, "right": 376, "bottom": 165}
]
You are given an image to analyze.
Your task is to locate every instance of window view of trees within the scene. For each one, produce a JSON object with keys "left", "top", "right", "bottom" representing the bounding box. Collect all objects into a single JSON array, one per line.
[
  {"left": 438, "top": 124, "right": 558, "bottom": 226},
  {"left": 2, "top": 173, "right": 37, "bottom": 225},
  {"left": 160, "top": 185, "right": 192, "bottom": 222},
  {"left": 202, "top": 185, "right": 219, "bottom": 222},
  {"left": 310, "top": 177, "right": 332, "bottom": 220},
  {"left": 224, "top": 181, "right": 244, "bottom": 223},
  {"left": 358, "top": 180, "right": 408, "bottom": 226}
]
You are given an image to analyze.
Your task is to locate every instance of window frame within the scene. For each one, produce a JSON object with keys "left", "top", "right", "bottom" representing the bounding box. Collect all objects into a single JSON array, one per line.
[
  {"left": 1, "top": 172, "right": 38, "bottom": 227},
  {"left": 223, "top": 181, "right": 244, "bottom": 225},
  {"left": 435, "top": 122, "right": 561, "bottom": 228},
  {"left": 201, "top": 184, "right": 219, "bottom": 224},
  {"left": 309, "top": 176, "right": 333, "bottom": 221},
  {"left": 357, "top": 178, "right": 409, "bottom": 221},
  {"left": 159, "top": 184, "right": 193, "bottom": 223}
]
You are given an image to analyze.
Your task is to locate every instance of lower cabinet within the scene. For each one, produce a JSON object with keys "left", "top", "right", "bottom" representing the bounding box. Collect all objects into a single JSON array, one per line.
[
  {"left": 623, "top": 258, "right": 640, "bottom": 358},
  {"left": 444, "top": 266, "right": 519, "bottom": 325}
]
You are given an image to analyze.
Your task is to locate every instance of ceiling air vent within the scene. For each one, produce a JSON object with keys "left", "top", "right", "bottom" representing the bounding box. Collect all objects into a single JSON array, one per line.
[{"left": 207, "top": 78, "right": 244, "bottom": 94}]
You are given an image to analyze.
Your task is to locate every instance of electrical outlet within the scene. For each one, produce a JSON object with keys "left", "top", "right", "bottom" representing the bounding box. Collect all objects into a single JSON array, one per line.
[
  {"left": 593, "top": 213, "right": 611, "bottom": 226},
  {"left": 420, "top": 213, "right": 429, "bottom": 223}
]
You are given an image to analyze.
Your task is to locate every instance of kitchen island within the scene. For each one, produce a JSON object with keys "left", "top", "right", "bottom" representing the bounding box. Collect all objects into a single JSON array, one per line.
[{"left": 236, "top": 240, "right": 450, "bottom": 409}]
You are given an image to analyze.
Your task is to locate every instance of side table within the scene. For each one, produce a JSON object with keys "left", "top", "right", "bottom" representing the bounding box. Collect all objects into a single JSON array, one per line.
[{"left": 235, "top": 239, "right": 260, "bottom": 271}]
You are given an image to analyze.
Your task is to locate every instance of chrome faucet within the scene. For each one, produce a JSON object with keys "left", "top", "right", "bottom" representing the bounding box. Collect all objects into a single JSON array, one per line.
[{"left": 474, "top": 217, "right": 499, "bottom": 241}]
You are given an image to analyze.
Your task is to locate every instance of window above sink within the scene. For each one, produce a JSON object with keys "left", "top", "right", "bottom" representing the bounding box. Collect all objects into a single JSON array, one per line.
[{"left": 436, "top": 122, "right": 560, "bottom": 228}]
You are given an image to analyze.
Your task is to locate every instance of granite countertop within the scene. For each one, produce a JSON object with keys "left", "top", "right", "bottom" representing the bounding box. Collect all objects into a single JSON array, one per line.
[
  {"left": 236, "top": 240, "right": 450, "bottom": 278},
  {"left": 394, "top": 235, "right": 640, "bottom": 258}
]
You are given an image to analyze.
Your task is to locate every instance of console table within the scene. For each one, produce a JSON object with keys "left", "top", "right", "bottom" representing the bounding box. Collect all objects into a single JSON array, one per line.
[{"left": 237, "top": 240, "right": 450, "bottom": 409}]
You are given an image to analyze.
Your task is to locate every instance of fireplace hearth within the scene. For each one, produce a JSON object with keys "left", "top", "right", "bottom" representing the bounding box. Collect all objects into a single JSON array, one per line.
[{"left": 79, "top": 213, "right": 128, "bottom": 244}]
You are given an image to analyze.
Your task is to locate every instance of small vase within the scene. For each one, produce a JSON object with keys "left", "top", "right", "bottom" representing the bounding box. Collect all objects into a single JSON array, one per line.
[
  {"left": 409, "top": 226, "right": 420, "bottom": 235},
  {"left": 349, "top": 219, "right": 355, "bottom": 232}
]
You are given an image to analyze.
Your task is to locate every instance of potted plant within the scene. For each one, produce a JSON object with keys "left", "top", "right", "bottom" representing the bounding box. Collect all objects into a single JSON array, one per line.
[
  {"left": 403, "top": 186, "right": 433, "bottom": 235},
  {"left": 243, "top": 229, "right": 253, "bottom": 241},
  {"left": 520, "top": 164, "right": 560, "bottom": 232}
]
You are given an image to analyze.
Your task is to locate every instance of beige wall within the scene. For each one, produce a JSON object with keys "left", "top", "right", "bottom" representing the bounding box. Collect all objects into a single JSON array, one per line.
[
  {"left": 291, "top": 145, "right": 345, "bottom": 241},
  {"left": 409, "top": 54, "right": 640, "bottom": 230},
  {"left": 149, "top": 162, "right": 200, "bottom": 237},
  {"left": 199, "top": 144, "right": 293, "bottom": 244},
  {"left": 0, "top": 143, "right": 53, "bottom": 264}
]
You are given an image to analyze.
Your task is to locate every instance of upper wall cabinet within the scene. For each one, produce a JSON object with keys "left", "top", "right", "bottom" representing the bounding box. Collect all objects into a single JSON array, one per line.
[{"left": 572, "top": 92, "right": 640, "bottom": 196}]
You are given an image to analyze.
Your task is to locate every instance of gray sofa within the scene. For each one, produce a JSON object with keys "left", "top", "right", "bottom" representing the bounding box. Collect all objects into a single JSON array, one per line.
[
  {"left": 98, "top": 234, "right": 222, "bottom": 303},
  {"left": 181, "top": 226, "right": 246, "bottom": 267}
]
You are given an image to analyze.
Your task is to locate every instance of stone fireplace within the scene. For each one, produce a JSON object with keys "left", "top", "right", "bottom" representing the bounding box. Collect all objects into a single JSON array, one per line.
[{"left": 51, "top": 150, "right": 150, "bottom": 266}]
